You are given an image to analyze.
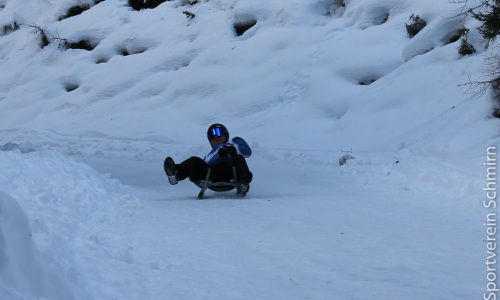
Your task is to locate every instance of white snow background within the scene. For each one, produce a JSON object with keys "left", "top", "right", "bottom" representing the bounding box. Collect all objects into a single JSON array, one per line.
[{"left": 0, "top": 0, "right": 498, "bottom": 299}]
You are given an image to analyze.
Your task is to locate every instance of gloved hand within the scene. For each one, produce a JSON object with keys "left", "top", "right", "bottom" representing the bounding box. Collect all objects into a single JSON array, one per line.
[{"left": 218, "top": 145, "right": 237, "bottom": 157}]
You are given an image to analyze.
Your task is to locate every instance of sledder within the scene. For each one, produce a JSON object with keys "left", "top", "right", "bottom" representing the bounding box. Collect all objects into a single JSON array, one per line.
[{"left": 164, "top": 123, "right": 253, "bottom": 198}]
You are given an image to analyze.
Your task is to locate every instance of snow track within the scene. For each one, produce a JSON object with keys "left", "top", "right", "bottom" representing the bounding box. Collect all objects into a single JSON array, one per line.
[
  {"left": 47, "top": 136, "right": 481, "bottom": 299},
  {"left": 0, "top": 132, "right": 487, "bottom": 299}
]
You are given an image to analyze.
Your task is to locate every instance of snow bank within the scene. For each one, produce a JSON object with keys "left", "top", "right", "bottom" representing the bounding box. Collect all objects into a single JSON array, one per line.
[
  {"left": 0, "top": 147, "right": 144, "bottom": 299},
  {"left": 0, "top": 0, "right": 496, "bottom": 154},
  {"left": 0, "top": 189, "right": 79, "bottom": 299}
]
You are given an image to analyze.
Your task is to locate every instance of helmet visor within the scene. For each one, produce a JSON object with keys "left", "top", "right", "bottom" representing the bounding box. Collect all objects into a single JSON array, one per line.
[{"left": 209, "top": 128, "right": 225, "bottom": 139}]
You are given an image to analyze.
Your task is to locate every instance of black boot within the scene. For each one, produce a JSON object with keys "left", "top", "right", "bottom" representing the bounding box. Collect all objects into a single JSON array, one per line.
[
  {"left": 164, "top": 157, "right": 179, "bottom": 185},
  {"left": 236, "top": 183, "right": 250, "bottom": 197}
]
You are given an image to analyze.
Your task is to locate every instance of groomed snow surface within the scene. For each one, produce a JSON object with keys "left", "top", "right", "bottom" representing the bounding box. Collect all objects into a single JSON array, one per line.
[{"left": 0, "top": 0, "right": 498, "bottom": 299}]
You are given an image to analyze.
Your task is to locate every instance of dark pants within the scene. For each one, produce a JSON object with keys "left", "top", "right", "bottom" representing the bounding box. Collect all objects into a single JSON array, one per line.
[{"left": 176, "top": 155, "right": 252, "bottom": 184}]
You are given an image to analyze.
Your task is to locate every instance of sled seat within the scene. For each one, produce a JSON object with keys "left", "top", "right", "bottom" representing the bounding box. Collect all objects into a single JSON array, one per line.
[{"left": 197, "top": 166, "right": 238, "bottom": 198}]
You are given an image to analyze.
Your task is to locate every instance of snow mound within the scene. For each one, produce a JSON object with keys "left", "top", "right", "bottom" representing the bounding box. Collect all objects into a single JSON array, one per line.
[
  {"left": 0, "top": 190, "right": 77, "bottom": 299},
  {"left": 0, "top": 148, "right": 145, "bottom": 299}
]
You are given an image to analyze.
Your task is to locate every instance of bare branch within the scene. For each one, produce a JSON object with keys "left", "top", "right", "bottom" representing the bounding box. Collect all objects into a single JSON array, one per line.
[{"left": 24, "top": 24, "right": 68, "bottom": 49}]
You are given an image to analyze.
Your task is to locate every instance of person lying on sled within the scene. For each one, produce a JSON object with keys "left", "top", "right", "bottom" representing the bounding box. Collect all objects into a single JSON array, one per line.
[{"left": 164, "top": 123, "right": 253, "bottom": 197}]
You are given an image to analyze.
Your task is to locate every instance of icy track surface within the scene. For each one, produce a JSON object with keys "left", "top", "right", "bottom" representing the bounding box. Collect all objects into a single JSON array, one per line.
[{"left": 0, "top": 135, "right": 484, "bottom": 299}]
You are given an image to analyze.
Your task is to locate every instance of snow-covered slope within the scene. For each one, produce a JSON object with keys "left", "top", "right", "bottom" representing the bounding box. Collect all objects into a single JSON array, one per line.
[
  {"left": 0, "top": 0, "right": 498, "bottom": 299},
  {"left": 0, "top": 0, "right": 496, "bottom": 152}
]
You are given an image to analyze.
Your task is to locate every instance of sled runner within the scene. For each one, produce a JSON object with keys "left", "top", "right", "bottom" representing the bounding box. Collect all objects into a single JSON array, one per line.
[{"left": 197, "top": 166, "right": 239, "bottom": 199}]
